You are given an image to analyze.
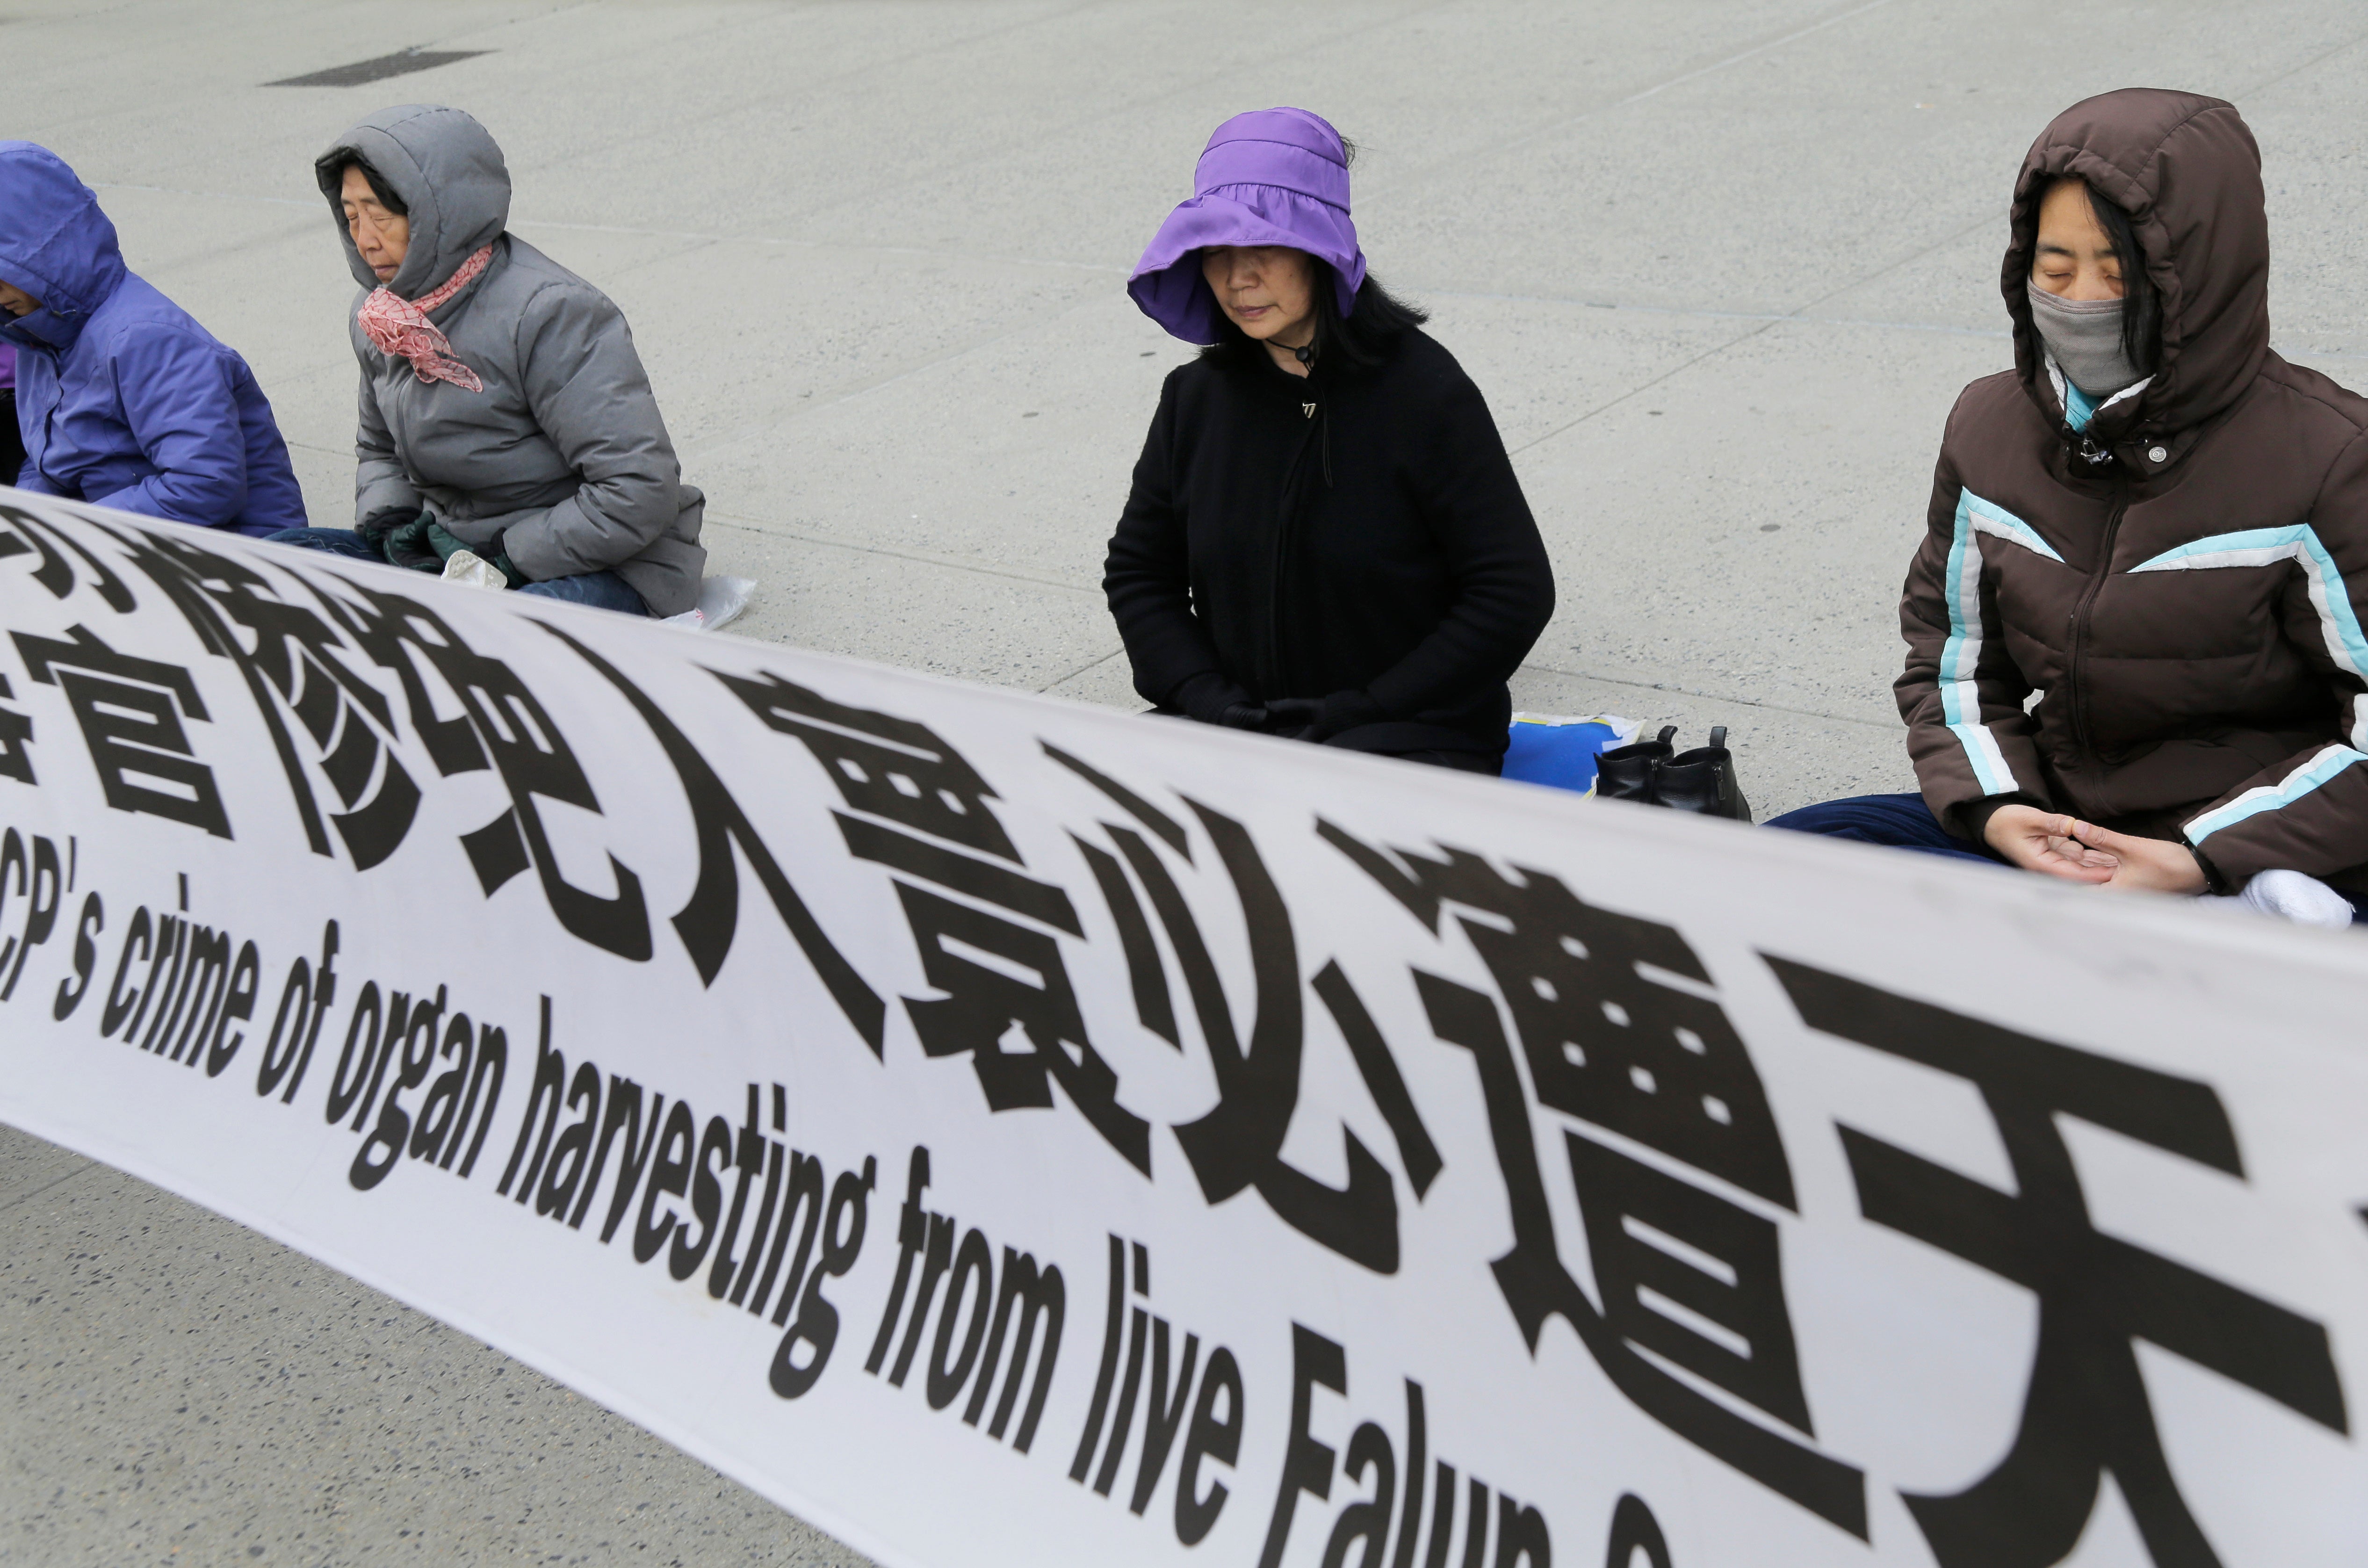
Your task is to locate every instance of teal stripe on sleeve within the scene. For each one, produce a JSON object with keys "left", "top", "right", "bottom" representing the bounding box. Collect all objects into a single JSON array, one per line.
[{"left": 2185, "top": 744, "right": 2368, "bottom": 843}]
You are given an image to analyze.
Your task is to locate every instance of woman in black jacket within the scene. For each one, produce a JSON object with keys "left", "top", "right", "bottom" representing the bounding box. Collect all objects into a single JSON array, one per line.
[{"left": 1105, "top": 108, "right": 1554, "bottom": 773}]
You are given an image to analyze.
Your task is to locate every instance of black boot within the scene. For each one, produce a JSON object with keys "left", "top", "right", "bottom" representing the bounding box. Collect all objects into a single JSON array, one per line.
[
  {"left": 1595, "top": 725, "right": 1675, "bottom": 802},
  {"left": 1654, "top": 726, "right": 1752, "bottom": 821}
]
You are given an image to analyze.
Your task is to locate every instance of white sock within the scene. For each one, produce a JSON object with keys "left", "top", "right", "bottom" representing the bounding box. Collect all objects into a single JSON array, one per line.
[{"left": 2204, "top": 868, "right": 2356, "bottom": 929}]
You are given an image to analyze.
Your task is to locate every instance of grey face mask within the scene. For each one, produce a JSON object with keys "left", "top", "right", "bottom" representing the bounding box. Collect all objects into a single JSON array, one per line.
[{"left": 2026, "top": 282, "right": 2140, "bottom": 400}]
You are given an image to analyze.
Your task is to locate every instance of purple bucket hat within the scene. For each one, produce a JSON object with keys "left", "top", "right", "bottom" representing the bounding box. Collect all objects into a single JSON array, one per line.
[{"left": 1129, "top": 107, "right": 1368, "bottom": 343}]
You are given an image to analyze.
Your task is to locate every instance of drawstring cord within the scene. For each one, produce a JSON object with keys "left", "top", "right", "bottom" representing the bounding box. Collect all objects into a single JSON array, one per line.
[{"left": 1291, "top": 341, "right": 1332, "bottom": 486}]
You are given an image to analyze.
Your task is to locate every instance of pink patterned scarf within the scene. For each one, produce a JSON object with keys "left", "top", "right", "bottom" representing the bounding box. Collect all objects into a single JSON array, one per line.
[{"left": 357, "top": 244, "right": 494, "bottom": 392}]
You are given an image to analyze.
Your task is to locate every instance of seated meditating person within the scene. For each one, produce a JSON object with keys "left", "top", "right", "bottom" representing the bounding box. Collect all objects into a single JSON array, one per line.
[
  {"left": 0, "top": 142, "right": 305, "bottom": 534},
  {"left": 271, "top": 105, "right": 705, "bottom": 616},
  {"left": 1772, "top": 89, "right": 2368, "bottom": 925},
  {"left": 1104, "top": 108, "right": 1556, "bottom": 774}
]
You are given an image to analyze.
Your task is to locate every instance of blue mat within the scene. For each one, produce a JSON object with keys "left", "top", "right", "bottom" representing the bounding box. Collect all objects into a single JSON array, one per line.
[{"left": 1502, "top": 715, "right": 1638, "bottom": 795}]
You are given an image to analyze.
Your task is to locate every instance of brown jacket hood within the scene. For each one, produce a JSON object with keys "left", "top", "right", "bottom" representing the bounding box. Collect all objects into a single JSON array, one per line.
[{"left": 2003, "top": 88, "right": 2270, "bottom": 455}]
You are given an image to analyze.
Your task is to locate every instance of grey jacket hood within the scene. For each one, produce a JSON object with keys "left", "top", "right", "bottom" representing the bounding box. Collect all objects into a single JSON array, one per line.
[{"left": 316, "top": 105, "right": 510, "bottom": 299}]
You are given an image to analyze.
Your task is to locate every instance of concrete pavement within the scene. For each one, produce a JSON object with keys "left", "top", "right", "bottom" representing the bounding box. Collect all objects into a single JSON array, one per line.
[{"left": 6, "top": 0, "right": 2368, "bottom": 1561}]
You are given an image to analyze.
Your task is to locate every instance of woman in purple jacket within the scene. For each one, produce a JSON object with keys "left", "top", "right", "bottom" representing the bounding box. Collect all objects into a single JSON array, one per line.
[{"left": 0, "top": 142, "right": 305, "bottom": 535}]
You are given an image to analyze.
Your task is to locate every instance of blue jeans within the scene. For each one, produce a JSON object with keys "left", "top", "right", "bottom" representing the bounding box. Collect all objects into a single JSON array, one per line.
[
  {"left": 1765, "top": 792, "right": 2002, "bottom": 866},
  {"left": 265, "top": 527, "right": 650, "bottom": 616}
]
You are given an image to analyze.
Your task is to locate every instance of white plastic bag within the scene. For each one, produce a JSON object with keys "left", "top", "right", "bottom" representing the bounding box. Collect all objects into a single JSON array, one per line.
[
  {"left": 441, "top": 549, "right": 508, "bottom": 591},
  {"left": 663, "top": 575, "right": 756, "bottom": 633}
]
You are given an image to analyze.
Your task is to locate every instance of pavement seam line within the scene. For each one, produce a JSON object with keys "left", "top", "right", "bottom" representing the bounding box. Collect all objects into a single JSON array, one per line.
[
  {"left": 2234, "top": 19, "right": 2368, "bottom": 98},
  {"left": 700, "top": 515, "right": 1102, "bottom": 598},
  {"left": 0, "top": 1163, "right": 96, "bottom": 1217},
  {"left": 1504, "top": 198, "right": 2012, "bottom": 457},
  {"left": 676, "top": 282, "right": 1115, "bottom": 463},
  {"left": 1614, "top": 0, "right": 1898, "bottom": 105},
  {"left": 1520, "top": 660, "right": 1899, "bottom": 730},
  {"left": 1034, "top": 647, "right": 1130, "bottom": 695},
  {"left": 1504, "top": 318, "right": 1773, "bottom": 456},
  {"left": 1378, "top": 0, "right": 1899, "bottom": 191}
]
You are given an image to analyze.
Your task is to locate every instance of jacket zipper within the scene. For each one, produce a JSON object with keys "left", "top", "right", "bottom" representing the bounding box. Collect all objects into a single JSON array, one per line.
[
  {"left": 2065, "top": 478, "right": 2129, "bottom": 764},
  {"left": 1264, "top": 412, "right": 1319, "bottom": 692},
  {"left": 1263, "top": 378, "right": 1325, "bottom": 693},
  {"left": 24, "top": 359, "right": 59, "bottom": 487}
]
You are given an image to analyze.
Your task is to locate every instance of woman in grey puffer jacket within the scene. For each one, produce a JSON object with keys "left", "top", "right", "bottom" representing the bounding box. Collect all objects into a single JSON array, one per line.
[{"left": 270, "top": 104, "right": 704, "bottom": 616}]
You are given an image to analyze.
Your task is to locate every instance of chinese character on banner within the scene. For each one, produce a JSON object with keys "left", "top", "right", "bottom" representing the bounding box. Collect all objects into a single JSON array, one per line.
[
  {"left": 715, "top": 673, "right": 1147, "bottom": 1167},
  {"left": 0, "top": 499, "right": 140, "bottom": 615},
  {"left": 13, "top": 623, "right": 230, "bottom": 838},
  {"left": 106, "top": 524, "right": 421, "bottom": 869},
  {"left": 1320, "top": 821, "right": 1865, "bottom": 1537},
  {"left": 0, "top": 673, "right": 32, "bottom": 785},
  {"left": 319, "top": 580, "right": 653, "bottom": 961},
  {"left": 548, "top": 638, "right": 885, "bottom": 1050},
  {"left": 1769, "top": 957, "right": 2349, "bottom": 1568},
  {"left": 1048, "top": 747, "right": 1443, "bottom": 1275}
]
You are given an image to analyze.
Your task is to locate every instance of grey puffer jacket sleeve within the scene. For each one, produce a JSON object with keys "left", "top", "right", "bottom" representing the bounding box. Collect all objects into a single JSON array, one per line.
[
  {"left": 354, "top": 347, "right": 422, "bottom": 519},
  {"left": 466, "top": 282, "right": 684, "bottom": 583}
]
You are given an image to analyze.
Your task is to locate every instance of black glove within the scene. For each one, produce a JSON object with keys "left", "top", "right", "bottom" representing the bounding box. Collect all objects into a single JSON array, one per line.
[
  {"left": 1171, "top": 672, "right": 1267, "bottom": 730},
  {"left": 383, "top": 513, "right": 442, "bottom": 572},
  {"left": 356, "top": 505, "right": 420, "bottom": 555},
  {"left": 421, "top": 523, "right": 527, "bottom": 588},
  {"left": 1309, "top": 689, "right": 1385, "bottom": 742},
  {"left": 479, "top": 529, "right": 525, "bottom": 589},
  {"left": 426, "top": 522, "right": 469, "bottom": 563},
  {"left": 1261, "top": 698, "right": 1321, "bottom": 739}
]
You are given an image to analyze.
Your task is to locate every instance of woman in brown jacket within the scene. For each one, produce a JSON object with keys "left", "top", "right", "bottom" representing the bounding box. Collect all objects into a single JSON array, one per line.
[{"left": 1772, "top": 88, "right": 2368, "bottom": 923}]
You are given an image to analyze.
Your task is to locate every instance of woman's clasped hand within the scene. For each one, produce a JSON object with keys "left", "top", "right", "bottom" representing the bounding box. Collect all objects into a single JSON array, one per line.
[{"left": 1978, "top": 806, "right": 2209, "bottom": 894}]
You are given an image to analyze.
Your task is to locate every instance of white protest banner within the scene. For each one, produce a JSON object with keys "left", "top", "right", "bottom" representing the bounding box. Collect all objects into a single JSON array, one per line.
[{"left": 0, "top": 487, "right": 2362, "bottom": 1568}]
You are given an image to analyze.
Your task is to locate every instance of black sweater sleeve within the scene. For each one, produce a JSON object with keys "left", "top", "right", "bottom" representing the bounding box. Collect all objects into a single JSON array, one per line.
[
  {"left": 1103, "top": 372, "right": 1226, "bottom": 706},
  {"left": 1362, "top": 369, "right": 1555, "bottom": 718}
]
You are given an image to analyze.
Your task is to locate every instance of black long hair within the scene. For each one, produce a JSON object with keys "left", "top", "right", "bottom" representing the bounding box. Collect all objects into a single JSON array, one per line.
[
  {"left": 2072, "top": 177, "right": 2160, "bottom": 377},
  {"left": 325, "top": 152, "right": 408, "bottom": 217},
  {"left": 1198, "top": 261, "right": 1429, "bottom": 372}
]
